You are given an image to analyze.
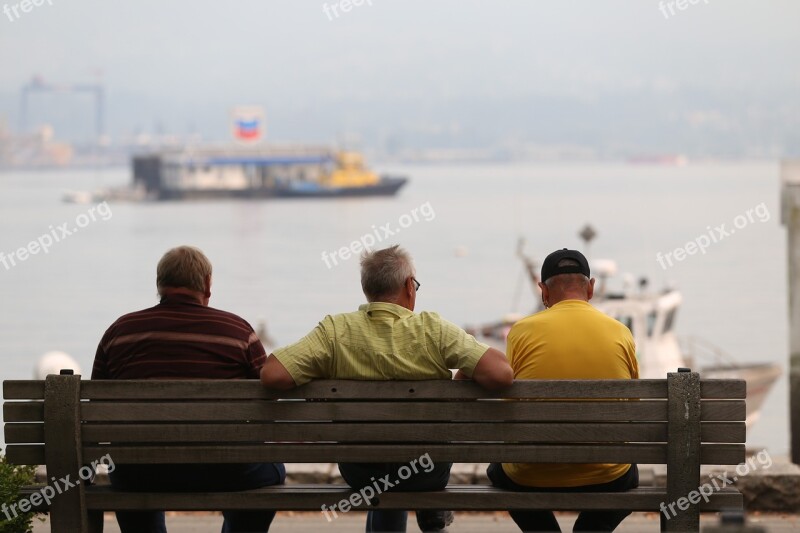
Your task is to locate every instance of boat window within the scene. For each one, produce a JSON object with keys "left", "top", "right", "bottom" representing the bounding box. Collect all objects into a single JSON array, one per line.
[
  {"left": 663, "top": 308, "right": 677, "bottom": 333},
  {"left": 646, "top": 311, "right": 657, "bottom": 337}
]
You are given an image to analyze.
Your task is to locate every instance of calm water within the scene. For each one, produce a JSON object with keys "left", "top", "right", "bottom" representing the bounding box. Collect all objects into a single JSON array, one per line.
[{"left": 0, "top": 162, "right": 789, "bottom": 454}]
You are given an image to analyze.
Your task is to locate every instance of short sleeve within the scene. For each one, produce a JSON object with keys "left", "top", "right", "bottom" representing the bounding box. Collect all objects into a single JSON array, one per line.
[
  {"left": 271, "top": 318, "right": 335, "bottom": 385},
  {"left": 437, "top": 316, "right": 490, "bottom": 376},
  {"left": 245, "top": 330, "right": 268, "bottom": 379}
]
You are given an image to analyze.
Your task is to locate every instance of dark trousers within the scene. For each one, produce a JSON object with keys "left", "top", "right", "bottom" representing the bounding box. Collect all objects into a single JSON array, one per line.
[
  {"left": 109, "top": 462, "right": 286, "bottom": 533},
  {"left": 338, "top": 461, "right": 452, "bottom": 532},
  {"left": 486, "top": 463, "right": 639, "bottom": 532}
]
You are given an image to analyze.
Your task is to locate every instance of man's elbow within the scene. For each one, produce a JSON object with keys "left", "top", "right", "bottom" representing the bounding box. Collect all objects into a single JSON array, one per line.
[
  {"left": 260, "top": 367, "right": 296, "bottom": 390},
  {"left": 481, "top": 366, "right": 514, "bottom": 390}
]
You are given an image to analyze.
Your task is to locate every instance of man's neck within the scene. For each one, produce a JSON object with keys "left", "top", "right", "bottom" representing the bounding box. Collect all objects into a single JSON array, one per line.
[
  {"left": 550, "top": 295, "right": 589, "bottom": 306},
  {"left": 160, "top": 288, "right": 206, "bottom": 305},
  {"left": 371, "top": 298, "right": 412, "bottom": 312}
]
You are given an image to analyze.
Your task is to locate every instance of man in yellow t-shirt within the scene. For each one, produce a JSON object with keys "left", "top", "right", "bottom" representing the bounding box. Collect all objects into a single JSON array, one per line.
[
  {"left": 261, "top": 245, "right": 512, "bottom": 533},
  {"left": 487, "top": 248, "right": 639, "bottom": 533}
]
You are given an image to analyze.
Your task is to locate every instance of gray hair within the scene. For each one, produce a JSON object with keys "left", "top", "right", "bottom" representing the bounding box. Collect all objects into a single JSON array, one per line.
[
  {"left": 157, "top": 246, "right": 212, "bottom": 295},
  {"left": 360, "top": 245, "right": 415, "bottom": 302}
]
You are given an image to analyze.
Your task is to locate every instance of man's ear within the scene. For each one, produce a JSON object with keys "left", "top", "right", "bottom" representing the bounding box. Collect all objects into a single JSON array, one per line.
[
  {"left": 204, "top": 274, "right": 212, "bottom": 298},
  {"left": 587, "top": 277, "right": 595, "bottom": 301},
  {"left": 538, "top": 282, "right": 549, "bottom": 308}
]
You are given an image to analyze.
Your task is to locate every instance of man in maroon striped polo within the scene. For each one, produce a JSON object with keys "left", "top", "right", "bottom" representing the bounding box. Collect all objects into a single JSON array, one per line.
[{"left": 92, "top": 245, "right": 285, "bottom": 533}]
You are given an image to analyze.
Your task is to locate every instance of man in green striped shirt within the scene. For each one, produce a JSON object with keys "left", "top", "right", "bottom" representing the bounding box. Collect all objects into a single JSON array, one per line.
[{"left": 261, "top": 245, "right": 512, "bottom": 532}]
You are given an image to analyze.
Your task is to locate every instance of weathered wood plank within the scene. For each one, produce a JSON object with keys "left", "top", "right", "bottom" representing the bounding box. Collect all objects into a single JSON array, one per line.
[
  {"left": 77, "top": 401, "right": 743, "bottom": 425},
  {"left": 4, "top": 378, "right": 746, "bottom": 400},
  {"left": 3, "top": 441, "right": 745, "bottom": 467},
  {"left": 84, "top": 443, "right": 661, "bottom": 464},
  {"left": 665, "top": 371, "right": 702, "bottom": 532},
  {"left": 4, "top": 422, "right": 43, "bottom": 443},
  {"left": 81, "top": 379, "right": 675, "bottom": 399},
  {"left": 84, "top": 444, "right": 745, "bottom": 465},
  {"left": 4, "top": 399, "right": 742, "bottom": 424},
  {"left": 4, "top": 444, "right": 44, "bottom": 465},
  {"left": 44, "top": 374, "right": 90, "bottom": 533},
  {"left": 3, "top": 380, "right": 45, "bottom": 400},
  {"left": 80, "top": 442, "right": 743, "bottom": 465},
  {"left": 701, "top": 400, "right": 746, "bottom": 422},
  {"left": 82, "top": 484, "right": 742, "bottom": 511},
  {"left": 3, "top": 401, "right": 44, "bottom": 422},
  {"left": 81, "top": 400, "right": 673, "bottom": 422},
  {"left": 78, "top": 422, "right": 744, "bottom": 444}
]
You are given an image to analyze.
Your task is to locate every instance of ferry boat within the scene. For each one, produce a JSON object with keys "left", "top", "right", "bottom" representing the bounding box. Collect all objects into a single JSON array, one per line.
[
  {"left": 466, "top": 233, "right": 781, "bottom": 432},
  {"left": 64, "top": 146, "right": 407, "bottom": 202}
]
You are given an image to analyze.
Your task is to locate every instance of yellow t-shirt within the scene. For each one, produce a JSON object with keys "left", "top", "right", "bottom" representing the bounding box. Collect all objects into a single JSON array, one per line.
[
  {"left": 503, "top": 299, "right": 639, "bottom": 487},
  {"left": 273, "top": 302, "right": 489, "bottom": 384}
]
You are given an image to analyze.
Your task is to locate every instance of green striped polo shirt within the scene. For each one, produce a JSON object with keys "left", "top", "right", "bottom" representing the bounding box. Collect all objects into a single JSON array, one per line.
[{"left": 272, "top": 302, "right": 489, "bottom": 385}]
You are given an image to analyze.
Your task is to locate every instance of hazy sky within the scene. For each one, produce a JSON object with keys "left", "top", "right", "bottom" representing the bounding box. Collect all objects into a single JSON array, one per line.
[{"left": 1, "top": 0, "right": 799, "bottom": 150}]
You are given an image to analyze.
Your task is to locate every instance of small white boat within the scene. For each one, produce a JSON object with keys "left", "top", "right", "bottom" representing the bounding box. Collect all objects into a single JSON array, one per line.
[{"left": 466, "top": 232, "right": 781, "bottom": 433}]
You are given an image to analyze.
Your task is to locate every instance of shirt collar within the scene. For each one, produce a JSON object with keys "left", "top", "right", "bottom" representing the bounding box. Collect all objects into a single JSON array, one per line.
[
  {"left": 359, "top": 301, "right": 414, "bottom": 318},
  {"left": 159, "top": 293, "right": 204, "bottom": 306},
  {"left": 549, "top": 299, "right": 592, "bottom": 310}
]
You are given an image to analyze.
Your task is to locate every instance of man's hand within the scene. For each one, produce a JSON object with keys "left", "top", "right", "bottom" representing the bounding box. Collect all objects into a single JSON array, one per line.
[
  {"left": 465, "top": 348, "right": 513, "bottom": 390},
  {"left": 260, "top": 354, "right": 297, "bottom": 390}
]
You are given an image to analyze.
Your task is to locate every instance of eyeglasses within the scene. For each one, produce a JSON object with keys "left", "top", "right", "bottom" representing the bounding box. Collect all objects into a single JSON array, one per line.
[{"left": 412, "top": 277, "right": 421, "bottom": 292}]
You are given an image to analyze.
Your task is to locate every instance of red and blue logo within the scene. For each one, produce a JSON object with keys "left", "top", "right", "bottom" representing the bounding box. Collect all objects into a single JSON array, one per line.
[{"left": 234, "top": 117, "right": 261, "bottom": 140}]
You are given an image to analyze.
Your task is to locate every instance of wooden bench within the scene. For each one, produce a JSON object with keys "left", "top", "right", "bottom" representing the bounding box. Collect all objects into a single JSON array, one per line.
[{"left": 3, "top": 371, "right": 745, "bottom": 532}]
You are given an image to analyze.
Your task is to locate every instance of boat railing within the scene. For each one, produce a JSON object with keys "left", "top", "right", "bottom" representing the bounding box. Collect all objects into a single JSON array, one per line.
[{"left": 679, "top": 335, "right": 740, "bottom": 369}]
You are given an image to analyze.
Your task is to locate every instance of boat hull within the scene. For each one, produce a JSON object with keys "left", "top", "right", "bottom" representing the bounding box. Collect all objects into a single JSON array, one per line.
[
  {"left": 156, "top": 176, "right": 407, "bottom": 201},
  {"left": 702, "top": 362, "right": 782, "bottom": 430}
]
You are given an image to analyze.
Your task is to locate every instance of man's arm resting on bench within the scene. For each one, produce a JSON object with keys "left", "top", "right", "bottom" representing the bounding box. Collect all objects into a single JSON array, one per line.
[
  {"left": 454, "top": 347, "right": 513, "bottom": 390},
  {"left": 260, "top": 354, "right": 298, "bottom": 390}
]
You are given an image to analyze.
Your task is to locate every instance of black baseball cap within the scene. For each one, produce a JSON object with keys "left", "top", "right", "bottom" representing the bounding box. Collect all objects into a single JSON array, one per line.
[{"left": 541, "top": 249, "right": 590, "bottom": 283}]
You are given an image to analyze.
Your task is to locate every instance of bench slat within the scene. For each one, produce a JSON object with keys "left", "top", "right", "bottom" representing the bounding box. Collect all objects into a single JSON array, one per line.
[
  {"left": 3, "top": 400, "right": 746, "bottom": 423},
  {"left": 3, "top": 381, "right": 45, "bottom": 400},
  {"left": 79, "top": 442, "right": 743, "bottom": 465},
  {"left": 6, "top": 419, "right": 746, "bottom": 444},
  {"left": 83, "top": 379, "right": 676, "bottom": 399},
  {"left": 83, "top": 484, "right": 743, "bottom": 512},
  {"left": 79, "top": 400, "right": 744, "bottom": 423},
  {"left": 75, "top": 422, "right": 744, "bottom": 444},
  {"left": 4, "top": 422, "right": 42, "bottom": 443},
  {"left": 83, "top": 401, "right": 657, "bottom": 422},
  {"left": 2, "top": 442, "right": 746, "bottom": 467},
  {"left": 3, "top": 401, "right": 43, "bottom": 422},
  {"left": 2, "top": 379, "right": 747, "bottom": 400}
]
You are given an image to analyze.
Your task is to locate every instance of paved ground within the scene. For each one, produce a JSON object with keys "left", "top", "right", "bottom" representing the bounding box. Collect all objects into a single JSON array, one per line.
[{"left": 33, "top": 511, "right": 800, "bottom": 532}]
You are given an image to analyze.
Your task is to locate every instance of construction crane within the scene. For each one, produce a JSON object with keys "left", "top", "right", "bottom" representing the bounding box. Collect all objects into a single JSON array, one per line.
[{"left": 19, "top": 75, "right": 105, "bottom": 141}]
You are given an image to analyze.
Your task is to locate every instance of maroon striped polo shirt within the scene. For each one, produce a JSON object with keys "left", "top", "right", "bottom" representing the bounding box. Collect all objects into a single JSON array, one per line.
[{"left": 91, "top": 293, "right": 266, "bottom": 380}]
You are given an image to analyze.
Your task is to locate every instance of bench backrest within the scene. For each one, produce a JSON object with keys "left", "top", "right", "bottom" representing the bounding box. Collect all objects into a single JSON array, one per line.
[
  {"left": 4, "top": 373, "right": 745, "bottom": 468},
  {"left": 2, "top": 372, "right": 746, "bottom": 533}
]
